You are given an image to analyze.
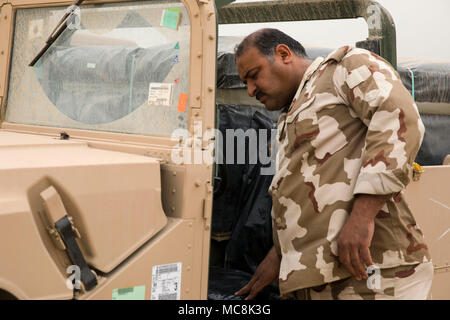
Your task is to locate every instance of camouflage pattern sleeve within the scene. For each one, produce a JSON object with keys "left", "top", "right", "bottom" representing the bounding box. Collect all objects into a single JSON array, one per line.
[
  {"left": 271, "top": 208, "right": 282, "bottom": 257},
  {"left": 333, "top": 49, "right": 425, "bottom": 196}
]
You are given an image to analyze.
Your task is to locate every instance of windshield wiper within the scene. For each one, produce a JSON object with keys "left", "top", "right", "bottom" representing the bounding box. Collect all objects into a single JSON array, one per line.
[{"left": 29, "top": 0, "right": 85, "bottom": 66}]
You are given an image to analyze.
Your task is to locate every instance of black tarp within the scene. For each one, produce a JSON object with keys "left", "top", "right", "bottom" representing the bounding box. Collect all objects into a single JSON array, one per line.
[
  {"left": 212, "top": 105, "right": 279, "bottom": 273},
  {"left": 209, "top": 105, "right": 281, "bottom": 300},
  {"left": 398, "top": 59, "right": 450, "bottom": 165},
  {"left": 212, "top": 105, "right": 278, "bottom": 237},
  {"left": 398, "top": 59, "right": 450, "bottom": 103},
  {"left": 415, "top": 114, "right": 450, "bottom": 165}
]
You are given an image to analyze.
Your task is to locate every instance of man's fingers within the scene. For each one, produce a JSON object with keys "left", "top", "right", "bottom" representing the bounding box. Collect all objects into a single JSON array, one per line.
[
  {"left": 235, "top": 277, "right": 256, "bottom": 296},
  {"left": 234, "top": 283, "right": 251, "bottom": 296},
  {"left": 338, "top": 243, "right": 358, "bottom": 278},
  {"left": 244, "top": 290, "right": 257, "bottom": 300},
  {"left": 350, "top": 246, "right": 366, "bottom": 280},
  {"left": 360, "top": 246, "right": 373, "bottom": 275},
  {"left": 245, "top": 280, "right": 263, "bottom": 300},
  {"left": 361, "top": 246, "right": 373, "bottom": 266}
]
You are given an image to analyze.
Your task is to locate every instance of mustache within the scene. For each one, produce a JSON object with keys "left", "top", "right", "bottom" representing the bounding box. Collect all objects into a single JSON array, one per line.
[{"left": 255, "top": 90, "right": 266, "bottom": 101}]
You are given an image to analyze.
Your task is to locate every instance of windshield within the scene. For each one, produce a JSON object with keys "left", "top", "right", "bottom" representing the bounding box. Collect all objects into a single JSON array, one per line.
[{"left": 6, "top": 0, "right": 190, "bottom": 136}]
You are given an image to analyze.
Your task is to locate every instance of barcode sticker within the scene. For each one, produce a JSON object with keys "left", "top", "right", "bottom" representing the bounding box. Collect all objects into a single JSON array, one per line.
[
  {"left": 151, "top": 262, "right": 181, "bottom": 300},
  {"left": 148, "top": 82, "right": 173, "bottom": 106}
]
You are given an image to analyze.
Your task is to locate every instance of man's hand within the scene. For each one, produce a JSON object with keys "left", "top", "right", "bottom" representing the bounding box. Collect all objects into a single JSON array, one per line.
[
  {"left": 235, "top": 246, "right": 280, "bottom": 300},
  {"left": 337, "top": 194, "right": 391, "bottom": 280}
]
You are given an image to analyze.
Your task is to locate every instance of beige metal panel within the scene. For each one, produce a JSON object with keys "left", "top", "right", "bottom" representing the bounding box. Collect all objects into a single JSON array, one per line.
[
  {"left": 79, "top": 218, "right": 200, "bottom": 300},
  {"left": 0, "top": 3, "right": 13, "bottom": 122},
  {"left": 159, "top": 163, "right": 212, "bottom": 298},
  {"left": 161, "top": 164, "right": 187, "bottom": 218},
  {"left": 0, "top": 198, "right": 72, "bottom": 300},
  {"left": 1, "top": 123, "right": 177, "bottom": 155},
  {"left": 404, "top": 165, "right": 450, "bottom": 299},
  {"left": 0, "top": 131, "right": 168, "bottom": 273},
  {"left": 0, "top": 129, "right": 84, "bottom": 147},
  {"left": 430, "top": 269, "right": 450, "bottom": 300},
  {"left": 199, "top": 188, "right": 212, "bottom": 298},
  {"left": 160, "top": 163, "right": 213, "bottom": 218},
  {"left": 177, "top": 164, "right": 213, "bottom": 298},
  {"left": 186, "top": 0, "right": 202, "bottom": 112},
  {"left": 190, "top": 0, "right": 216, "bottom": 154},
  {"left": 160, "top": 161, "right": 213, "bottom": 298},
  {"left": 186, "top": 0, "right": 215, "bottom": 298}
]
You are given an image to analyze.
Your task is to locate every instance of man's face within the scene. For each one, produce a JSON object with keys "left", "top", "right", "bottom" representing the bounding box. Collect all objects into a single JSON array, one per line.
[{"left": 236, "top": 46, "right": 293, "bottom": 111}]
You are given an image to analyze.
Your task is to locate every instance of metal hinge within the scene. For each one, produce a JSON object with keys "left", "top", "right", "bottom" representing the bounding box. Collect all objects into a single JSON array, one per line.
[
  {"left": 40, "top": 186, "right": 97, "bottom": 291},
  {"left": 44, "top": 215, "right": 81, "bottom": 251},
  {"left": 202, "top": 182, "right": 213, "bottom": 222},
  {"left": 67, "top": 215, "right": 81, "bottom": 239},
  {"left": 46, "top": 226, "right": 67, "bottom": 250},
  {"left": 202, "top": 198, "right": 208, "bottom": 220}
]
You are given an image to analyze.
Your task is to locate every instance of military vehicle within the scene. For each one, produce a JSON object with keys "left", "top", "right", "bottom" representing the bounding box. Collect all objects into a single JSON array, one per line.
[{"left": 0, "top": 0, "right": 448, "bottom": 300}]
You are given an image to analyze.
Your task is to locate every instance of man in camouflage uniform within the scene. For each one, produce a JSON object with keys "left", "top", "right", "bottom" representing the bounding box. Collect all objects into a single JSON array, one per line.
[{"left": 234, "top": 28, "right": 433, "bottom": 300}]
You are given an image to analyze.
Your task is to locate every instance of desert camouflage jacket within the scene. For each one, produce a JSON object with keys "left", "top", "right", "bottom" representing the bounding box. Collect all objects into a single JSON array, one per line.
[{"left": 269, "top": 46, "right": 431, "bottom": 296}]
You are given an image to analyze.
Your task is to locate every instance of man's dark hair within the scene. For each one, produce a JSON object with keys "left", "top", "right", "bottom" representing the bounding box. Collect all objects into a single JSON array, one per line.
[{"left": 235, "top": 28, "right": 307, "bottom": 60}]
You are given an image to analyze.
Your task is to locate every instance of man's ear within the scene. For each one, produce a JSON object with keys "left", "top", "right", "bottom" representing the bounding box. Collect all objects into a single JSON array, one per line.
[{"left": 275, "top": 44, "right": 293, "bottom": 64}]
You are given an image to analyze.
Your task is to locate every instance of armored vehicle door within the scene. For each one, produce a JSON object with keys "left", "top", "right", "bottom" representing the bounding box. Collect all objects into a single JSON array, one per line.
[{"left": 0, "top": 0, "right": 217, "bottom": 300}]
